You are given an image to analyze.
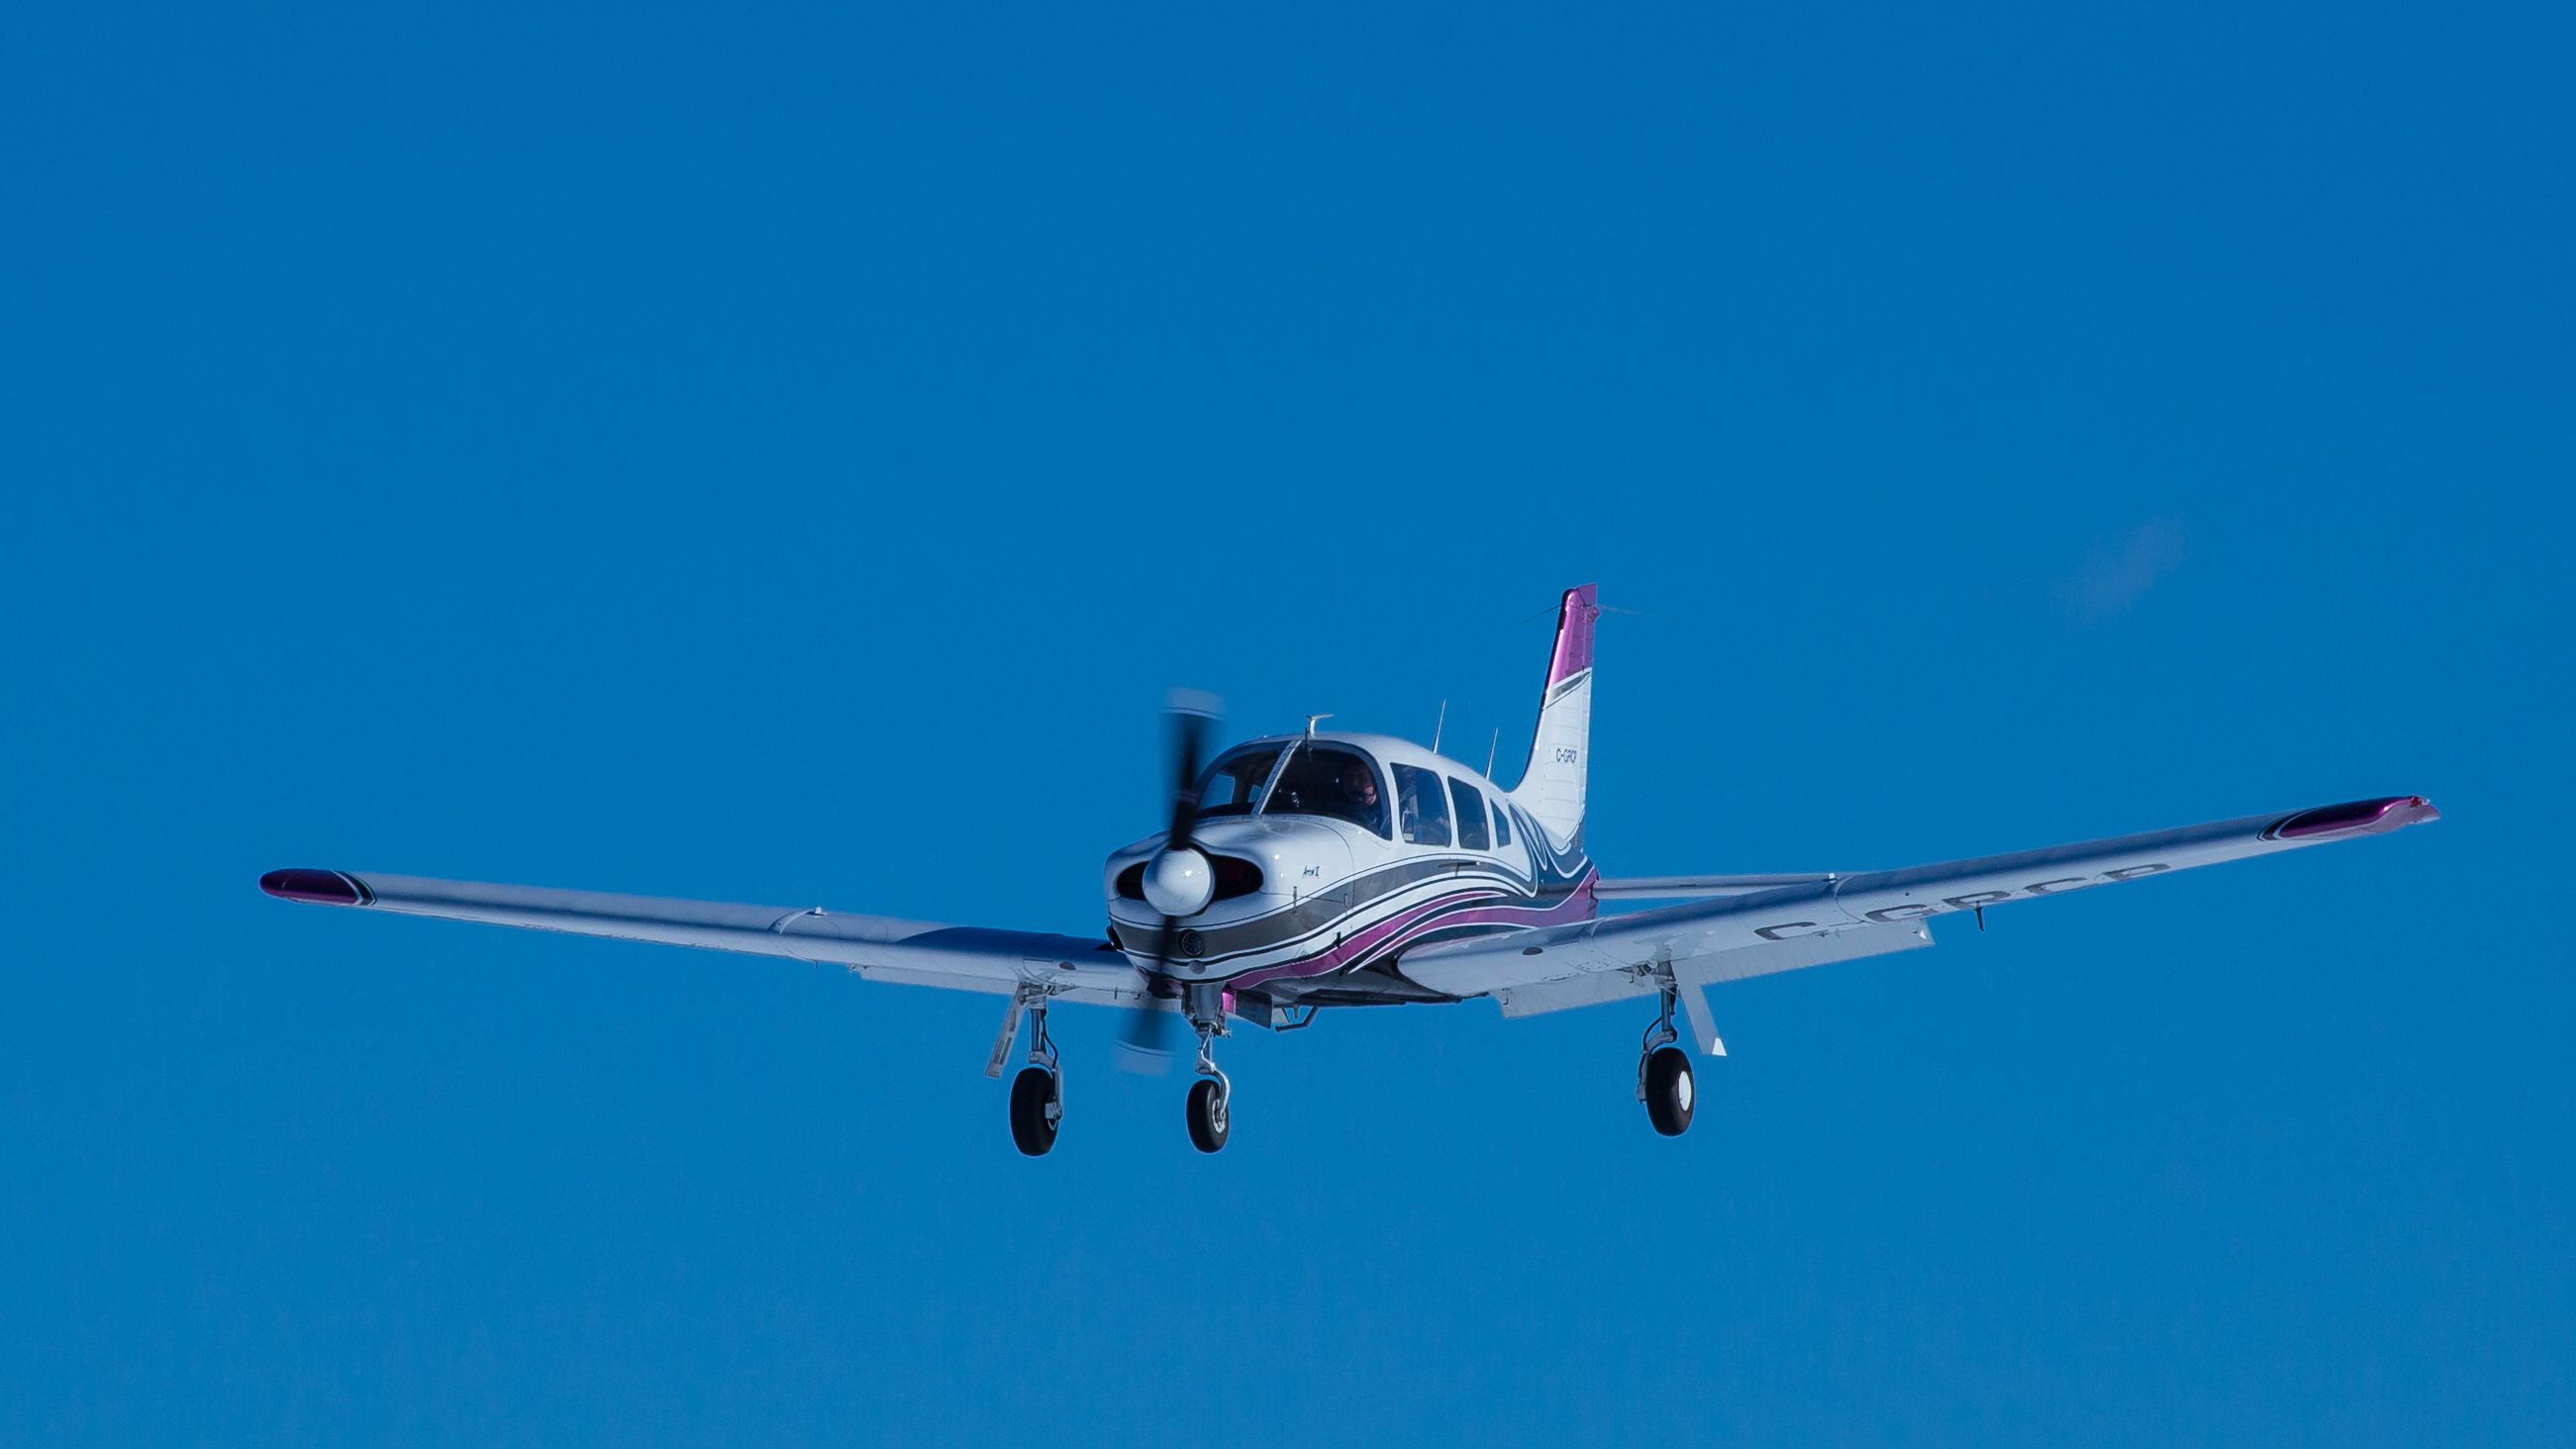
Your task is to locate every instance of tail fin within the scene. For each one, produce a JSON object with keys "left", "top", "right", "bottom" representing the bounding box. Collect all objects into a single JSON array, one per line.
[{"left": 1510, "top": 584, "right": 1599, "bottom": 850}]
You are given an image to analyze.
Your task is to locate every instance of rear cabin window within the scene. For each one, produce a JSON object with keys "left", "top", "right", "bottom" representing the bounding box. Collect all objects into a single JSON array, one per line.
[
  {"left": 1392, "top": 763, "right": 1451, "bottom": 846},
  {"left": 1492, "top": 801, "right": 1512, "bottom": 848},
  {"left": 1449, "top": 778, "right": 1490, "bottom": 850}
]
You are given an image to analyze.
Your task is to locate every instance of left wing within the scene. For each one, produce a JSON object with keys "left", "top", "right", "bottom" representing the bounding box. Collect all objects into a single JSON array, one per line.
[
  {"left": 1402, "top": 796, "right": 2438, "bottom": 1035},
  {"left": 257, "top": 868, "right": 1150, "bottom": 1005}
]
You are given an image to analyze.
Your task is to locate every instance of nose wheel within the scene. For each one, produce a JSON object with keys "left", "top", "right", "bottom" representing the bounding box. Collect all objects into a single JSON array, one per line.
[
  {"left": 1186, "top": 1076, "right": 1231, "bottom": 1152},
  {"left": 1185, "top": 1007, "right": 1232, "bottom": 1153}
]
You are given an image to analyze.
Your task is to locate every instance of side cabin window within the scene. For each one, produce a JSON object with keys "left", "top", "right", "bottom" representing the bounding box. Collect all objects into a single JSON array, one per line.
[
  {"left": 1392, "top": 763, "right": 1451, "bottom": 846},
  {"left": 1491, "top": 800, "right": 1512, "bottom": 849},
  {"left": 1449, "top": 778, "right": 1490, "bottom": 850}
]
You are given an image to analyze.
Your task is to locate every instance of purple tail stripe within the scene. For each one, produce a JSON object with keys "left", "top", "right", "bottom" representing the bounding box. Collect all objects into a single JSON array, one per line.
[{"left": 1546, "top": 584, "right": 1599, "bottom": 687}]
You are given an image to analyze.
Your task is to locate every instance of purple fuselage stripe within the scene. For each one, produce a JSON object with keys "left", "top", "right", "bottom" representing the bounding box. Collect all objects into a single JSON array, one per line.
[{"left": 1230, "top": 867, "right": 1599, "bottom": 991}]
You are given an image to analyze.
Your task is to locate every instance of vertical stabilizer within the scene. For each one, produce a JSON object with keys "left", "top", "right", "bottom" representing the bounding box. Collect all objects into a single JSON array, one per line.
[{"left": 1511, "top": 584, "right": 1599, "bottom": 850}]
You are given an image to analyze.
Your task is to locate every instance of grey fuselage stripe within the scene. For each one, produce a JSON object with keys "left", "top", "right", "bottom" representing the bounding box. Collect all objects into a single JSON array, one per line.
[{"left": 1164, "top": 850, "right": 1591, "bottom": 968}]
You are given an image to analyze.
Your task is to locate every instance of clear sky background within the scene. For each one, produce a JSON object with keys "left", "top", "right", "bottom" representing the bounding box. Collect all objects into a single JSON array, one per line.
[{"left": 4, "top": 2, "right": 2570, "bottom": 1445}]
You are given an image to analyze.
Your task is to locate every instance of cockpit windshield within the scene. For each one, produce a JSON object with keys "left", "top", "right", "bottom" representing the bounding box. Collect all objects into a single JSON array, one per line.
[
  {"left": 1195, "top": 747, "right": 1282, "bottom": 819},
  {"left": 1192, "top": 743, "right": 1391, "bottom": 837}
]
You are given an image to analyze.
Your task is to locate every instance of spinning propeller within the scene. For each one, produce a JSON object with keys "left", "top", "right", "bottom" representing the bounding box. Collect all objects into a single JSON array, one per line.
[{"left": 1119, "top": 689, "right": 1222, "bottom": 1072}]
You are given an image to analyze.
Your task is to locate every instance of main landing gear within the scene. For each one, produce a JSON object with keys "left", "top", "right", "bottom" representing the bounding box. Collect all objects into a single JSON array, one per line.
[
  {"left": 1636, "top": 983, "right": 1696, "bottom": 1137},
  {"left": 1184, "top": 993, "right": 1232, "bottom": 1154},
  {"left": 1006, "top": 994, "right": 1064, "bottom": 1157}
]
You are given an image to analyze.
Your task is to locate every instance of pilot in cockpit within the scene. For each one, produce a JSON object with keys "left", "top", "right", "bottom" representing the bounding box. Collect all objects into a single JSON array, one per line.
[{"left": 1339, "top": 760, "right": 1380, "bottom": 814}]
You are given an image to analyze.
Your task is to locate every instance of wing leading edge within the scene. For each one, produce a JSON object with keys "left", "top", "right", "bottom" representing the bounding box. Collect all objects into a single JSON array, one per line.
[
  {"left": 257, "top": 869, "right": 1151, "bottom": 1005},
  {"left": 1401, "top": 796, "right": 2439, "bottom": 1018}
]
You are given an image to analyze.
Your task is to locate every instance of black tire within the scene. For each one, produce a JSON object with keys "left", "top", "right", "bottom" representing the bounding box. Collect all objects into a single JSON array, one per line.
[
  {"left": 1186, "top": 1077, "right": 1231, "bottom": 1153},
  {"left": 1643, "top": 1046, "right": 1695, "bottom": 1137},
  {"left": 1010, "top": 1066, "right": 1060, "bottom": 1156}
]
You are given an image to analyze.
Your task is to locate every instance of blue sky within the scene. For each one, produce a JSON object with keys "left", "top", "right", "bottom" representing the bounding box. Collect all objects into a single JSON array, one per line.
[{"left": 4, "top": 2, "right": 2570, "bottom": 1445}]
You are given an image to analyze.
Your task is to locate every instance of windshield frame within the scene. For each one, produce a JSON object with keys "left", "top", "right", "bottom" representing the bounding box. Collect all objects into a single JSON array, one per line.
[{"left": 1249, "top": 739, "right": 1303, "bottom": 817}]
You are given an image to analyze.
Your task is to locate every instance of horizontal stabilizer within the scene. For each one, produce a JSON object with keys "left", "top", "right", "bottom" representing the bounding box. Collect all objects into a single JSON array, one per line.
[{"left": 1596, "top": 873, "right": 1836, "bottom": 899}]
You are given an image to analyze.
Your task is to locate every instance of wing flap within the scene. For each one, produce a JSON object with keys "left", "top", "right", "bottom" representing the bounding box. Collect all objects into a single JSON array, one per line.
[{"left": 1487, "top": 919, "right": 1934, "bottom": 1018}]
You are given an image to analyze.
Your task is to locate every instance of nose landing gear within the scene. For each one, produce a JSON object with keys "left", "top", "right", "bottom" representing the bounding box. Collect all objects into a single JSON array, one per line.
[
  {"left": 1184, "top": 994, "right": 1232, "bottom": 1153},
  {"left": 1636, "top": 984, "right": 1696, "bottom": 1137}
]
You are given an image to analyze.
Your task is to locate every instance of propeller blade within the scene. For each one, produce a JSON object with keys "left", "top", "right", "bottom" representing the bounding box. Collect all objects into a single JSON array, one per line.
[
  {"left": 1123, "top": 690, "right": 1220, "bottom": 1075},
  {"left": 1117, "top": 993, "right": 1181, "bottom": 1074},
  {"left": 1164, "top": 689, "right": 1220, "bottom": 851},
  {"left": 1118, "top": 910, "right": 1187, "bottom": 1073}
]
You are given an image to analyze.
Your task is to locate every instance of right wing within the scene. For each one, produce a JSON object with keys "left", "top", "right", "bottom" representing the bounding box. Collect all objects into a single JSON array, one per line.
[
  {"left": 1403, "top": 796, "right": 2438, "bottom": 1031},
  {"left": 258, "top": 868, "right": 1151, "bottom": 1006}
]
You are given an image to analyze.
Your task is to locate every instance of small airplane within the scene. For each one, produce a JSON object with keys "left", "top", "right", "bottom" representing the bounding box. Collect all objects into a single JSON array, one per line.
[{"left": 261, "top": 585, "right": 2438, "bottom": 1155}]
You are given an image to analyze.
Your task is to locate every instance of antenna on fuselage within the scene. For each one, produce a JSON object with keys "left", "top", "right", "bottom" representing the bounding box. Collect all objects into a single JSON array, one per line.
[
  {"left": 1305, "top": 713, "right": 1332, "bottom": 736},
  {"left": 1432, "top": 700, "right": 1446, "bottom": 754},
  {"left": 1485, "top": 727, "right": 1499, "bottom": 778}
]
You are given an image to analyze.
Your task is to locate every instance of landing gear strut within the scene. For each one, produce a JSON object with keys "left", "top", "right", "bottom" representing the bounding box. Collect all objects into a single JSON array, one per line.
[
  {"left": 1636, "top": 983, "right": 1695, "bottom": 1137},
  {"left": 1184, "top": 991, "right": 1232, "bottom": 1153},
  {"left": 1007, "top": 996, "right": 1063, "bottom": 1157}
]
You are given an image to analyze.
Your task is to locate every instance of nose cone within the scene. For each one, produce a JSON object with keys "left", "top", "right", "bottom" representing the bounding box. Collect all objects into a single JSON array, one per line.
[{"left": 1141, "top": 847, "right": 1215, "bottom": 917}]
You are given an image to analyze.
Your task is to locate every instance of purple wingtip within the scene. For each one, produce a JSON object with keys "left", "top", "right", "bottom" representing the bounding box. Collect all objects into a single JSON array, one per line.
[
  {"left": 2262, "top": 796, "right": 2439, "bottom": 842},
  {"left": 259, "top": 868, "right": 370, "bottom": 906}
]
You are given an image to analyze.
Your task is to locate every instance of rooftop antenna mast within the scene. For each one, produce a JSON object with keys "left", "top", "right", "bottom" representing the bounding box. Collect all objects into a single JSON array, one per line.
[
  {"left": 1431, "top": 700, "right": 1446, "bottom": 754},
  {"left": 1304, "top": 713, "right": 1332, "bottom": 736},
  {"left": 1485, "top": 727, "right": 1499, "bottom": 778}
]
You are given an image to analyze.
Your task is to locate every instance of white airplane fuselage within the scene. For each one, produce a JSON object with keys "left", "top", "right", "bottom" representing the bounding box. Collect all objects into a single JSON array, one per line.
[{"left": 1102, "top": 730, "right": 1598, "bottom": 1010}]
